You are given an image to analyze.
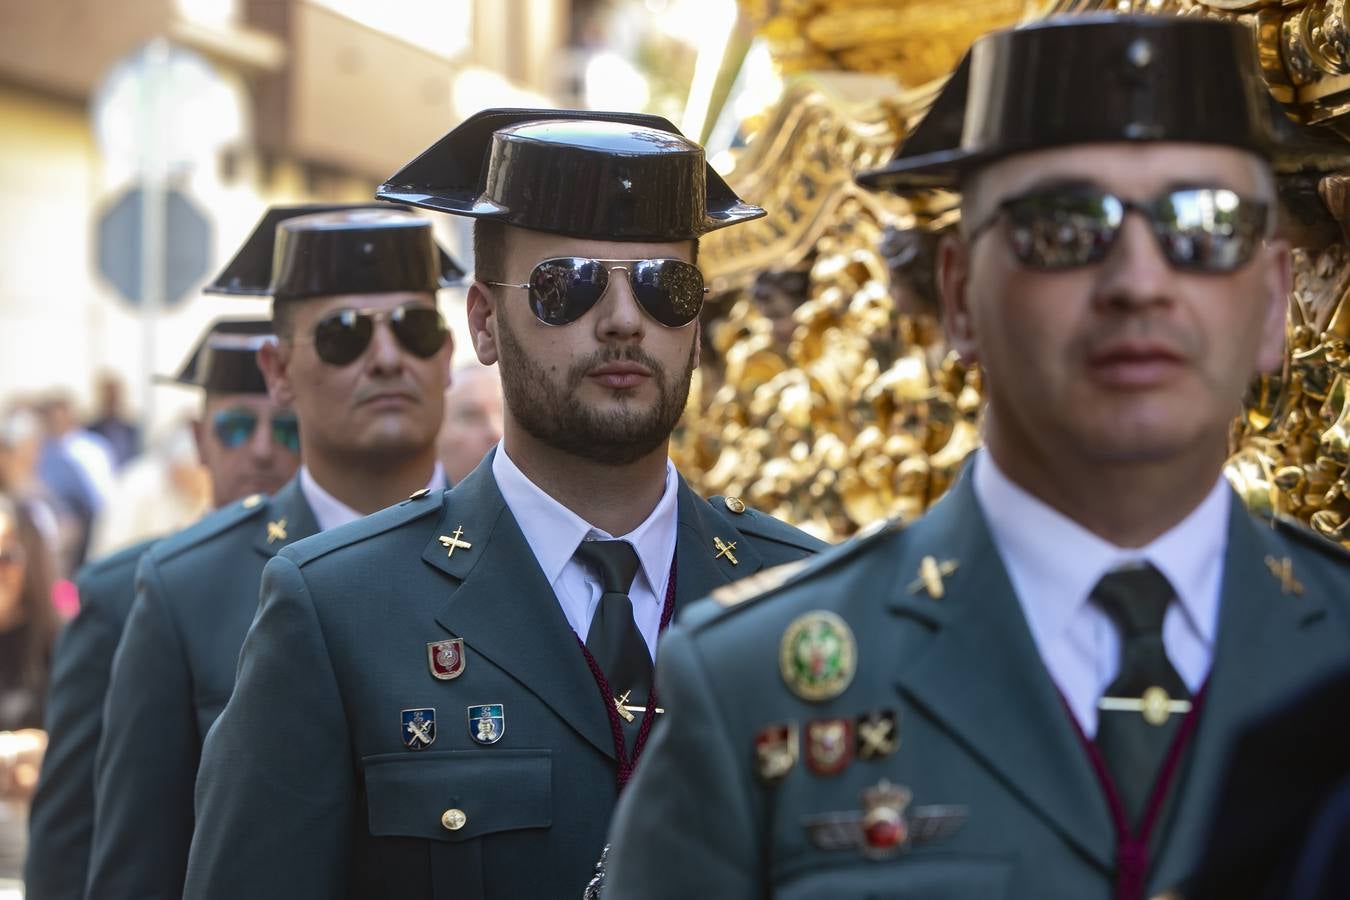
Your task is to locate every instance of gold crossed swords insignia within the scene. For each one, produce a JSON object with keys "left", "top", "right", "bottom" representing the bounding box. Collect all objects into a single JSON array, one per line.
[
  {"left": 438, "top": 526, "right": 472, "bottom": 558},
  {"left": 613, "top": 689, "right": 664, "bottom": 723},
  {"left": 266, "top": 518, "right": 288, "bottom": 544},
  {"left": 1264, "top": 555, "right": 1303, "bottom": 596},
  {"left": 907, "top": 556, "right": 958, "bottom": 599},
  {"left": 713, "top": 536, "right": 739, "bottom": 565}
]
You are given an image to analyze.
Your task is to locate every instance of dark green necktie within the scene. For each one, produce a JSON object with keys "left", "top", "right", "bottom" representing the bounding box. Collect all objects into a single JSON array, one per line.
[
  {"left": 575, "top": 540, "right": 651, "bottom": 721},
  {"left": 1092, "top": 563, "right": 1192, "bottom": 828}
]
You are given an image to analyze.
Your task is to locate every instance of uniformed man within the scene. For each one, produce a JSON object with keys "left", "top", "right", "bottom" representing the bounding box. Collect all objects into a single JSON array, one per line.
[
  {"left": 83, "top": 204, "right": 461, "bottom": 900},
  {"left": 182, "top": 109, "right": 826, "bottom": 900},
  {"left": 604, "top": 15, "right": 1350, "bottom": 900},
  {"left": 24, "top": 316, "right": 298, "bottom": 900}
]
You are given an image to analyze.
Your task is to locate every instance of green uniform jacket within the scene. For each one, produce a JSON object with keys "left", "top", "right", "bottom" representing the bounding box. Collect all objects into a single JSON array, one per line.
[
  {"left": 183, "top": 458, "right": 825, "bottom": 900},
  {"left": 24, "top": 536, "right": 157, "bottom": 900},
  {"left": 604, "top": 473, "right": 1350, "bottom": 900},
  {"left": 86, "top": 477, "right": 317, "bottom": 900}
]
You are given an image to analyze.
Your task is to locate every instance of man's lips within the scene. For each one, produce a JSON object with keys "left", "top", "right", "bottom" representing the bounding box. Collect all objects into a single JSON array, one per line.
[
  {"left": 1085, "top": 340, "right": 1186, "bottom": 388},
  {"left": 587, "top": 362, "right": 652, "bottom": 390},
  {"left": 358, "top": 390, "right": 418, "bottom": 408}
]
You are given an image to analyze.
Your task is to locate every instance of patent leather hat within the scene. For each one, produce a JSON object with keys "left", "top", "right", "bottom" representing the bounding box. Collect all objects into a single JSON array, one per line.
[
  {"left": 857, "top": 14, "right": 1282, "bottom": 192},
  {"left": 376, "top": 108, "right": 765, "bottom": 240},
  {"left": 159, "top": 318, "right": 272, "bottom": 395},
  {"left": 207, "top": 204, "right": 463, "bottom": 300}
]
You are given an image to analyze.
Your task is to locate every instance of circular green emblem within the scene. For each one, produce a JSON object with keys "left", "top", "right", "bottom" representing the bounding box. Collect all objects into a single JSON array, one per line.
[{"left": 779, "top": 610, "right": 856, "bottom": 702}]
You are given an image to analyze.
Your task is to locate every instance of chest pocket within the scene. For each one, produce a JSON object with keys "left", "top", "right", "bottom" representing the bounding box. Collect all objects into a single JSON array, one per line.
[{"left": 363, "top": 748, "right": 552, "bottom": 841}]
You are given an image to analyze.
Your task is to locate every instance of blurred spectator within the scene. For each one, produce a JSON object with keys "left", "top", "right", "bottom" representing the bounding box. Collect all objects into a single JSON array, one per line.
[
  {"left": 34, "top": 395, "right": 116, "bottom": 572},
  {"left": 0, "top": 494, "right": 58, "bottom": 732},
  {"left": 0, "top": 407, "right": 64, "bottom": 556},
  {"left": 86, "top": 373, "right": 141, "bottom": 469},
  {"left": 436, "top": 364, "right": 504, "bottom": 484},
  {"left": 749, "top": 258, "right": 813, "bottom": 348},
  {"left": 89, "top": 420, "right": 210, "bottom": 559}
]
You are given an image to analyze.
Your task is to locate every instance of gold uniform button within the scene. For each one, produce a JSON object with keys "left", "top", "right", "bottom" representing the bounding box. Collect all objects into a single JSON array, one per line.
[
  {"left": 408, "top": 488, "right": 431, "bottom": 500},
  {"left": 441, "top": 808, "right": 467, "bottom": 831},
  {"left": 724, "top": 497, "right": 746, "bottom": 514},
  {"left": 242, "top": 494, "right": 263, "bottom": 509}
]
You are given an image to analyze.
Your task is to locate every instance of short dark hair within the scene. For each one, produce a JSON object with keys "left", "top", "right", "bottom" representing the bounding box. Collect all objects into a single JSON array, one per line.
[
  {"left": 270, "top": 299, "right": 296, "bottom": 339},
  {"left": 473, "top": 220, "right": 509, "bottom": 284}
]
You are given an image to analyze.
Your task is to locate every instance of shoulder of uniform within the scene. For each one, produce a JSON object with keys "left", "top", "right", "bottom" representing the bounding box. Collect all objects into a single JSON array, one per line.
[
  {"left": 76, "top": 535, "right": 159, "bottom": 585},
  {"left": 145, "top": 495, "right": 270, "bottom": 563},
  {"left": 282, "top": 488, "right": 446, "bottom": 567},
  {"left": 686, "top": 516, "right": 904, "bottom": 630},
  {"left": 1269, "top": 514, "right": 1350, "bottom": 567},
  {"left": 708, "top": 495, "right": 829, "bottom": 553}
]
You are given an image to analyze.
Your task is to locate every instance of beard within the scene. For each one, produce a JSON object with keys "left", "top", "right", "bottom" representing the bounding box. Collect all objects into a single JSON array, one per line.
[{"left": 496, "top": 311, "right": 696, "bottom": 466}]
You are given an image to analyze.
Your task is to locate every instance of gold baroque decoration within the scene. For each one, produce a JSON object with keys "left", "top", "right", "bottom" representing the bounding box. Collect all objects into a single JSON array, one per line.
[{"left": 680, "top": 0, "right": 1350, "bottom": 544}]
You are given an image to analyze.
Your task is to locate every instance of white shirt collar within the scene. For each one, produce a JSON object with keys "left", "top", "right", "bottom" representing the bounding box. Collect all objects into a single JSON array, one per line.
[
  {"left": 299, "top": 463, "right": 446, "bottom": 533},
  {"left": 972, "top": 449, "right": 1229, "bottom": 648},
  {"left": 492, "top": 443, "right": 680, "bottom": 596}
]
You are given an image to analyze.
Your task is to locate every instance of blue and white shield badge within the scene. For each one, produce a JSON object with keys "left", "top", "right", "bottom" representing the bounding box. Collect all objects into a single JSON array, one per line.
[
  {"left": 467, "top": 704, "right": 505, "bottom": 745},
  {"left": 402, "top": 708, "right": 436, "bottom": 750}
]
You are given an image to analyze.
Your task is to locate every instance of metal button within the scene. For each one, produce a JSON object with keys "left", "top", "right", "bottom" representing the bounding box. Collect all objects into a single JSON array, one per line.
[
  {"left": 408, "top": 488, "right": 431, "bottom": 500},
  {"left": 724, "top": 496, "right": 746, "bottom": 514},
  {"left": 242, "top": 494, "right": 263, "bottom": 509},
  {"left": 441, "top": 808, "right": 467, "bottom": 831}
]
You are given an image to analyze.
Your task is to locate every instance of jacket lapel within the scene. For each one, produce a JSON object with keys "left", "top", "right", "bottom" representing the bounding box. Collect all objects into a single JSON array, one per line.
[
  {"left": 673, "top": 479, "right": 764, "bottom": 610},
  {"left": 1150, "top": 501, "right": 1336, "bottom": 889},
  {"left": 252, "top": 476, "right": 320, "bottom": 559},
  {"left": 890, "top": 475, "right": 1117, "bottom": 871},
  {"left": 426, "top": 462, "right": 617, "bottom": 760}
]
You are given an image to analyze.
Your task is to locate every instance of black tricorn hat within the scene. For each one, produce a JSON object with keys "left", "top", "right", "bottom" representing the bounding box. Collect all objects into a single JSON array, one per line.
[
  {"left": 375, "top": 107, "right": 765, "bottom": 241},
  {"left": 269, "top": 207, "right": 461, "bottom": 301},
  {"left": 158, "top": 318, "right": 272, "bottom": 395},
  {"left": 206, "top": 204, "right": 463, "bottom": 299},
  {"left": 858, "top": 14, "right": 1281, "bottom": 192}
]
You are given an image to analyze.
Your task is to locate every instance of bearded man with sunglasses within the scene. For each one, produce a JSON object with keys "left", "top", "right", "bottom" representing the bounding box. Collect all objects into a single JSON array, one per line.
[
  {"left": 82, "top": 205, "right": 460, "bottom": 900},
  {"left": 181, "top": 110, "right": 825, "bottom": 900},
  {"left": 602, "top": 15, "right": 1350, "bottom": 900},
  {"left": 25, "top": 317, "right": 298, "bottom": 900}
]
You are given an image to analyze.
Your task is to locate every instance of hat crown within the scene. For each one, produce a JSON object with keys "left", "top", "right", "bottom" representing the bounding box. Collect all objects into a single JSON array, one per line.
[
  {"left": 165, "top": 318, "right": 272, "bottom": 394},
  {"left": 857, "top": 14, "right": 1281, "bottom": 192},
  {"left": 271, "top": 208, "right": 454, "bottom": 301}
]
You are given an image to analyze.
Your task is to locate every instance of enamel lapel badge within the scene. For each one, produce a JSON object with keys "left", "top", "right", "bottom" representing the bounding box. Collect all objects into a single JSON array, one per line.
[
  {"left": 754, "top": 722, "right": 799, "bottom": 782},
  {"left": 427, "top": 638, "right": 466, "bottom": 680},
  {"left": 779, "top": 610, "right": 856, "bottom": 702},
  {"left": 802, "top": 779, "right": 967, "bottom": 859},
  {"left": 402, "top": 708, "right": 436, "bottom": 751},
  {"left": 467, "top": 704, "right": 505, "bottom": 745},
  {"left": 805, "top": 718, "right": 855, "bottom": 776}
]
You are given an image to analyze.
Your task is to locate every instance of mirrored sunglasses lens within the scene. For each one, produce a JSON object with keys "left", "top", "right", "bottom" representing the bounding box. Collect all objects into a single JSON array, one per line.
[
  {"left": 1153, "top": 189, "right": 1265, "bottom": 272},
  {"left": 1005, "top": 191, "right": 1123, "bottom": 269},
  {"left": 390, "top": 305, "right": 449, "bottom": 358},
  {"left": 213, "top": 411, "right": 259, "bottom": 449},
  {"left": 271, "top": 414, "right": 301, "bottom": 453},
  {"left": 630, "top": 260, "right": 704, "bottom": 327},
  {"left": 314, "top": 310, "right": 372, "bottom": 365},
  {"left": 529, "top": 258, "right": 607, "bottom": 325}
]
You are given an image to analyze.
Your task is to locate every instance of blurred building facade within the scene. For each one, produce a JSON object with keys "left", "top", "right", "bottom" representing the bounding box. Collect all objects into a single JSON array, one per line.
[{"left": 0, "top": 0, "right": 575, "bottom": 432}]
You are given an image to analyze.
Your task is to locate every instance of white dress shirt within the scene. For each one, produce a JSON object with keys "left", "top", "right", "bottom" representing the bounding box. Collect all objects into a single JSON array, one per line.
[
  {"left": 299, "top": 463, "right": 447, "bottom": 533},
  {"left": 971, "top": 450, "right": 1230, "bottom": 736},
  {"left": 492, "top": 444, "right": 678, "bottom": 660}
]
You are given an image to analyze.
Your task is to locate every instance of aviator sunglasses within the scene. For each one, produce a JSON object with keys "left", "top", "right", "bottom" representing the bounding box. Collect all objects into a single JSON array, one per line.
[
  {"left": 303, "top": 302, "right": 449, "bottom": 367},
  {"left": 212, "top": 409, "right": 301, "bottom": 454},
  {"left": 965, "top": 185, "right": 1270, "bottom": 273},
  {"left": 485, "top": 257, "right": 708, "bottom": 327}
]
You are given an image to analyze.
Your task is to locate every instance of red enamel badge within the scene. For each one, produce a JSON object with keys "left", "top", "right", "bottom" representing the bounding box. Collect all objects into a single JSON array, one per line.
[
  {"left": 805, "top": 718, "right": 854, "bottom": 776},
  {"left": 427, "top": 638, "right": 465, "bottom": 680}
]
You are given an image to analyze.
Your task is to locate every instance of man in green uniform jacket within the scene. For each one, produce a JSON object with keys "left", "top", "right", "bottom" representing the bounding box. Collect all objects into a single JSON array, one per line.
[
  {"left": 84, "top": 204, "right": 461, "bottom": 900},
  {"left": 24, "top": 316, "right": 298, "bottom": 900},
  {"left": 603, "top": 15, "right": 1350, "bottom": 900},
  {"left": 183, "top": 109, "right": 826, "bottom": 900}
]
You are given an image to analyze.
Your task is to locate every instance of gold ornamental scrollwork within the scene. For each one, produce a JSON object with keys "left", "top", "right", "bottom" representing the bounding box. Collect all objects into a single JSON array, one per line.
[{"left": 681, "top": 0, "right": 1350, "bottom": 545}]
